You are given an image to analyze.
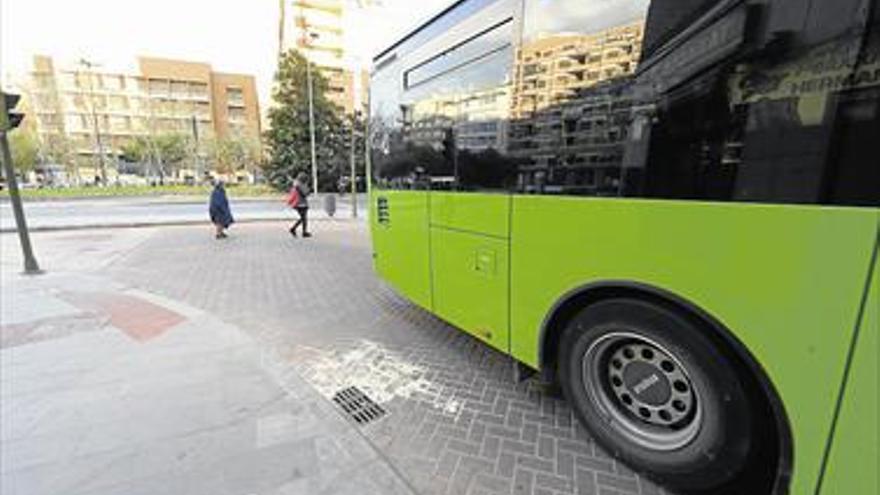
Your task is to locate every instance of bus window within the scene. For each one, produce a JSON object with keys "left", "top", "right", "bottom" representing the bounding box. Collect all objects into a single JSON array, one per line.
[
  {"left": 625, "top": 2, "right": 880, "bottom": 207},
  {"left": 512, "top": 0, "right": 650, "bottom": 195},
  {"left": 369, "top": 56, "right": 416, "bottom": 191},
  {"left": 373, "top": 11, "right": 518, "bottom": 191}
]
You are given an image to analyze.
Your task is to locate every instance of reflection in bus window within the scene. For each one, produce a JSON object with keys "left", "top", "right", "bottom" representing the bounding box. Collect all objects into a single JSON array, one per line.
[
  {"left": 512, "top": 0, "right": 649, "bottom": 195},
  {"left": 372, "top": 9, "right": 518, "bottom": 191},
  {"left": 628, "top": 11, "right": 880, "bottom": 206},
  {"left": 370, "top": 0, "right": 879, "bottom": 206}
]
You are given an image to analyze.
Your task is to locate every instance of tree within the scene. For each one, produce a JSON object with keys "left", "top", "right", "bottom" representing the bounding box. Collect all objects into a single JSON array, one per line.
[
  {"left": 118, "top": 133, "right": 191, "bottom": 183},
  {"left": 209, "top": 133, "right": 262, "bottom": 177},
  {"left": 40, "top": 133, "right": 75, "bottom": 171},
  {"left": 264, "top": 49, "right": 346, "bottom": 191},
  {"left": 120, "top": 137, "right": 150, "bottom": 164},
  {"left": 8, "top": 128, "right": 40, "bottom": 175},
  {"left": 154, "top": 133, "right": 190, "bottom": 169}
]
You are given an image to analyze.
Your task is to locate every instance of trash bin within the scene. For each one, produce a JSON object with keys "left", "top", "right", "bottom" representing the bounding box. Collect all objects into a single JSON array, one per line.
[{"left": 324, "top": 193, "right": 337, "bottom": 217}]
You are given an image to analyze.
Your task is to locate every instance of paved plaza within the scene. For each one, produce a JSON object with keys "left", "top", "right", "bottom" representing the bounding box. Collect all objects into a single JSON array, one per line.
[{"left": 1, "top": 220, "right": 669, "bottom": 495}]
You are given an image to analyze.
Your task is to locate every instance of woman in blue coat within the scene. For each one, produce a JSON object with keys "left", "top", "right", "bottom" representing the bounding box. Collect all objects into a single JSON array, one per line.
[{"left": 209, "top": 181, "right": 234, "bottom": 239}]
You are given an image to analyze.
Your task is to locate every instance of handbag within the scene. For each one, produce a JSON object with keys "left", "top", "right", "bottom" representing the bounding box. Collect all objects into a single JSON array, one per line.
[{"left": 286, "top": 187, "right": 301, "bottom": 208}]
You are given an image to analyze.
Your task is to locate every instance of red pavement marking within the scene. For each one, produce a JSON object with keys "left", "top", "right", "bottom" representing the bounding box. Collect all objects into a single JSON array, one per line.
[
  {"left": 0, "top": 322, "right": 39, "bottom": 348},
  {"left": 63, "top": 292, "right": 185, "bottom": 342}
]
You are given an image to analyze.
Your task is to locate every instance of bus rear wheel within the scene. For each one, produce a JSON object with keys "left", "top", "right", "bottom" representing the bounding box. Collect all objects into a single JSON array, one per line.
[{"left": 558, "top": 298, "right": 754, "bottom": 492}]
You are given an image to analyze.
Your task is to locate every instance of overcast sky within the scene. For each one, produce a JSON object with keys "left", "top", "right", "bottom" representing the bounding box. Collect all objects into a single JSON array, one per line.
[{"left": 1, "top": 0, "right": 450, "bottom": 106}]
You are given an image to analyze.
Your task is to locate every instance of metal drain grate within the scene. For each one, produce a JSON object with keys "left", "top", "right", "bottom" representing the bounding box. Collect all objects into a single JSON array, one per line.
[{"left": 332, "top": 386, "right": 387, "bottom": 425}]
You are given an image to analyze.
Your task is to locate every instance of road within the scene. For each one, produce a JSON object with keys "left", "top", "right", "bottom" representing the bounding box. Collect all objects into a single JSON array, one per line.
[{"left": 0, "top": 194, "right": 367, "bottom": 231}]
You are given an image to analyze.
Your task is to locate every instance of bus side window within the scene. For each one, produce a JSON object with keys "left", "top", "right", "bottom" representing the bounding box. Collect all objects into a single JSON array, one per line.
[
  {"left": 511, "top": 0, "right": 651, "bottom": 196},
  {"left": 631, "top": 4, "right": 880, "bottom": 207}
]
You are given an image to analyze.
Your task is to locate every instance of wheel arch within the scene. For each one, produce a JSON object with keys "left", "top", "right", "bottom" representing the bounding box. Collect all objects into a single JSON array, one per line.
[{"left": 537, "top": 280, "right": 794, "bottom": 494}]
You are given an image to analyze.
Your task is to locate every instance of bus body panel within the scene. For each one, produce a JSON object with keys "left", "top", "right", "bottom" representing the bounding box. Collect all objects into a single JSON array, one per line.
[
  {"left": 429, "top": 192, "right": 511, "bottom": 350},
  {"left": 370, "top": 190, "right": 433, "bottom": 310},
  {"left": 820, "top": 238, "right": 879, "bottom": 494},
  {"left": 430, "top": 227, "right": 510, "bottom": 350},
  {"left": 508, "top": 194, "right": 879, "bottom": 494},
  {"left": 430, "top": 191, "right": 510, "bottom": 238}
]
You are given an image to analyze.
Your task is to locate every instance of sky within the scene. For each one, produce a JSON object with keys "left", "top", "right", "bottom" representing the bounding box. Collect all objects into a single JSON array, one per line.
[{"left": 0, "top": 0, "right": 451, "bottom": 107}]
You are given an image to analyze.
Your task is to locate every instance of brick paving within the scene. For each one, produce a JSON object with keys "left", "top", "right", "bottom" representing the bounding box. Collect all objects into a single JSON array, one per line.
[
  {"left": 107, "top": 221, "right": 672, "bottom": 495},
  {"left": 1, "top": 228, "right": 415, "bottom": 495}
]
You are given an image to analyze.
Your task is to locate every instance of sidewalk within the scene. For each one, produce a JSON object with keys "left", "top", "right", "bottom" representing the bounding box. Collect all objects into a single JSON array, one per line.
[
  {"left": 0, "top": 231, "right": 412, "bottom": 495},
  {"left": 3, "top": 224, "right": 668, "bottom": 495}
]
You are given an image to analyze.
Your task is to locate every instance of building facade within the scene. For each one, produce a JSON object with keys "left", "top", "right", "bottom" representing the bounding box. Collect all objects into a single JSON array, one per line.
[
  {"left": 278, "top": 0, "right": 369, "bottom": 114},
  {"left": 508, "top": 20, "right": 645, "bottom": 194},
  {"left": 24, "top": 55, "right": 261, "bottom": 179}
]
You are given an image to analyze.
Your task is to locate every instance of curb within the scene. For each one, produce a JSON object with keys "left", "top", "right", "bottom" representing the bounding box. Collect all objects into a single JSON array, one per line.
[
  {"left": 0, "top": 216, "right": 365, "bottom": 234},
  {"left": 1, "top": 194, "right": 367, "bottom": 205}
]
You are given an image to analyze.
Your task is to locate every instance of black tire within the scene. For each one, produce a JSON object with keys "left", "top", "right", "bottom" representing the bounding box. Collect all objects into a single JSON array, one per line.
[{"left": 557, "top": 298, "right": 754, "bottom": 492}]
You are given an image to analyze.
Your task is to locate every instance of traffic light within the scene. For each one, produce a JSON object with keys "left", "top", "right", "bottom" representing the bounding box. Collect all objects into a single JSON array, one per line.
[{"left": 1, "top": 92, "right": 25, "bottom": 131}]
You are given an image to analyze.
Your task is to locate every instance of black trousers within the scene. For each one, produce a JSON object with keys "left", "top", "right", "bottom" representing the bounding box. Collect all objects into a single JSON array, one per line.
[{"left": 290, "top": 207, "right": 309, "bottom": 234}]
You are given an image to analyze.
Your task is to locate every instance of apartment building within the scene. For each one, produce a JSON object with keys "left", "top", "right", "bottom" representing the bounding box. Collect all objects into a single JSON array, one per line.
[
  {"left": 508, "top": 20, "right": 645, "bottom": 194},
  {"left": 401, "top": 86, "right": 511, "bottom": 153},
  {"left": 278, "top": 0, "right": 369, "bottom": 114},
  {"left": 510, "top": 20, "right": 644, "bottom": 118},
  {"left": 25, "top": 55, "right": 261, "bottom": 165}
]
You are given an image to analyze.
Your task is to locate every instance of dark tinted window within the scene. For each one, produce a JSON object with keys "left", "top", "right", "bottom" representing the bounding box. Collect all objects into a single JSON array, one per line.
[
  {"left": 370, "top": 0, "right": 880, "bottom": 206},
  {"left": 515, "top": 0, "right": 880, "bottom": 205},
  {"left": 626, "top": 1, "right": 880, "bottom": 206},
  {"left": 641, "top": 0, "right": 718, "bottom": 59}
]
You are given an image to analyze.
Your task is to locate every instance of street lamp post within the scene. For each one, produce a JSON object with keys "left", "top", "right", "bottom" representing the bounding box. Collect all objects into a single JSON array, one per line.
[
  {"left": 305, "top": 32, "right": 319, "bottom": 195},
  {"left": 349, "top": 113, "right": 357, "bottom": 218}
]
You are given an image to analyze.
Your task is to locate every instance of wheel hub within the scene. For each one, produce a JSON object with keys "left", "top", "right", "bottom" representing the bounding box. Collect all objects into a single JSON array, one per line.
[
  {"left": 583, "top": 332, "right": 702, "bottom": 451},
  {"left": 608, "top": 341, "right": 695, "bottom": 427},
  {"left": 622, "top": 361, "right": 671, "bottom": 406}
]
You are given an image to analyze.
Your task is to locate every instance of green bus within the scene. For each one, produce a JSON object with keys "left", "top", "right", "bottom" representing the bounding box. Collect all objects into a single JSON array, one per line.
[{"left": 368, "top": 0, "right": 879, "bottom": 493}]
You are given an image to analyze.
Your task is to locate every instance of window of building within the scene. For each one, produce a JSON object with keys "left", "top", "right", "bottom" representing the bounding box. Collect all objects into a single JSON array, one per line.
[
  {"left": 148, "top": 79, "right": 169, "bottom": 96},
  {"left": 103, "top": 75, "right": 123, "bottom": 91},
  {"left": 227, "top": 87, "right": 244, "bottom": 106},
  {"left": 190, "top": 82, "right": 209, "bottom": 99},
  {"left": 228, "top": 107, "right": 247, "bottom": 122},
  {"left": 65, "top": 114, "right": 83, "bottom": 130},
  {"left": 195, "top": 101, "right": 211, "bottom": 117},
  {"left": 171, "top": 81, "right": 189, "bottom": 97},
  {"left": 110, "top": 115, "right": 130, "bottom": 131},
  {"left": 109, "top": 95, "right": 129, "bottom": 110}
]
